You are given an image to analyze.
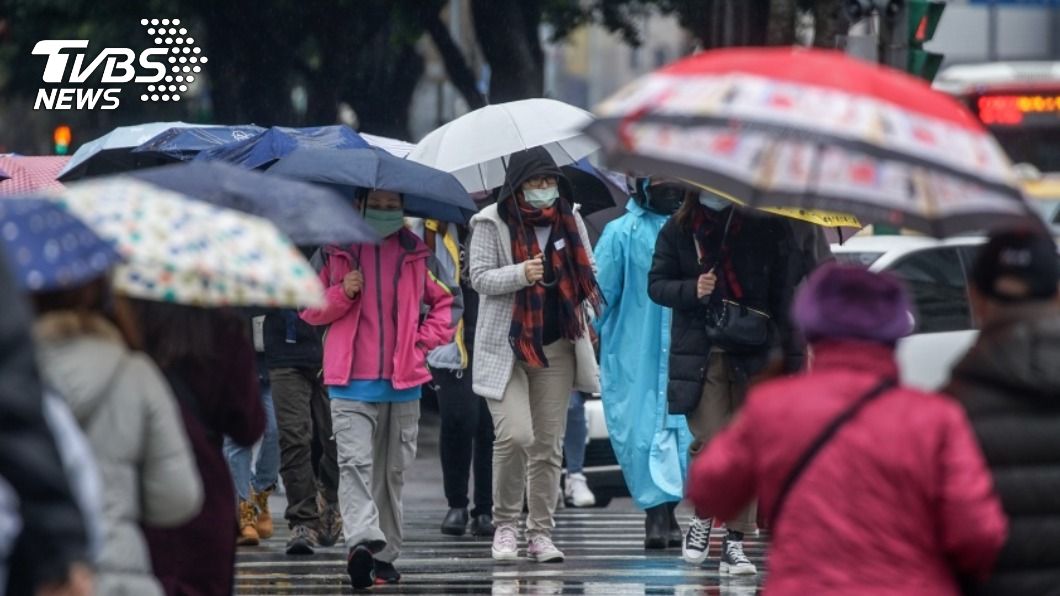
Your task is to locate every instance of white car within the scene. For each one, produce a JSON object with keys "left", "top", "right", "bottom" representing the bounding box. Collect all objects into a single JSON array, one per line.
[{"left": 832, "top": 236, "right": 987, "bottom": 391}]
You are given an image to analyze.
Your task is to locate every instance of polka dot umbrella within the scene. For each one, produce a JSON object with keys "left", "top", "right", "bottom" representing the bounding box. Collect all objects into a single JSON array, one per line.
[
  {"left": 0, "top": 197, "right": 122, "bottom": 292},
  {"left": 40, "top": 178, "right": 324, "bottom": 308}
]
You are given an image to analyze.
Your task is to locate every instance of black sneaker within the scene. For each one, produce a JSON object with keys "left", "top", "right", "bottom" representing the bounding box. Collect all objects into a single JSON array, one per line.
[
  {"left": 720, "top": 537, "right": 757, "bottom": 576},
  {"left": 373, "top": 560, "right": 401, "bottom": 584},
  {"left": 285, "top": 525, "right": 318, "bottom": 556},
  {"left": 347, "top": 544, "right": 375, "bottom": 590},
  {"left": 681, "top": 516, "right": 712, "bottom": 564}
]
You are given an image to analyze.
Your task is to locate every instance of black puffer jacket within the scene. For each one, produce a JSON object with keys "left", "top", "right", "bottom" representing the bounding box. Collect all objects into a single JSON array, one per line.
[
  {"left": 945, "top": 304, "right": 1060, "bottom": 596},
  {"left": 648, "top": 207, "right": 802, "bottom": 414},
  {"left": 0, "top": 255, "right": 88, "bottom": 593}
]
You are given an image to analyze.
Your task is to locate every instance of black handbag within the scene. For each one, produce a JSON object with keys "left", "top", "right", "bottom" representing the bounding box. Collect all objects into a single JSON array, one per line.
[{"left": 694, "top": 209, "right": 771, "bottom": 353}]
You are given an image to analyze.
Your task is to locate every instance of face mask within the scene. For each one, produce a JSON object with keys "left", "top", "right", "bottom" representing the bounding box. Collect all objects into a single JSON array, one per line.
[
  {"left": 364, "top": 208, "right": 405, "bottom": 237},
  {"left": 523, "top": 185, "right": 559, "bottom": 209},
  {"left": 646, "top": 184, "right": 685, "bottom": 214},
  {"left": 698, "top": 192, "right": 730, "bottom": 212}
]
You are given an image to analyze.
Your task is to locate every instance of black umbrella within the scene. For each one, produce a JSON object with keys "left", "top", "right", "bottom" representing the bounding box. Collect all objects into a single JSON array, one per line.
[{"left": 126, "top": 161, "right": 379, "bottom": 246}]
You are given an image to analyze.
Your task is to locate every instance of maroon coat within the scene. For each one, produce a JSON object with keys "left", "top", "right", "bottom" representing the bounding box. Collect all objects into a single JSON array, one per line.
[
  {"left": 688, "top": 340, "right": 1007, "bottom": 596},
  {"left": 143, "top": 322, "right": 264, "bottom": 596}
]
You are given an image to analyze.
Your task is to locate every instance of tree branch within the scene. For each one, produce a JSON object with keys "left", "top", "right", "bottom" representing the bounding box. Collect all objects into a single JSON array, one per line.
[{"left": 424, "top": 10, "right": 487, "bottom": 110}]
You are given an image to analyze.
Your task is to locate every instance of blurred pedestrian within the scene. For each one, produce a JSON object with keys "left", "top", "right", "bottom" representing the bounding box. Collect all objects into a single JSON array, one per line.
[
  {"left": 562, "top": 391, "right": 596, "bottom": 508},
  {"left": 301, "top": 190, "right": 458, "bottom": 589},
  {"left": 408, "top": 218, "right": 495, "bottom": 538},
  {"left": 223, "top": 348, "right": 280, "bottom": 547},
  {"left": 945, "top": 227, "right": 1060, "bottom": 595},
  {"left": 468, "top": 147, "right": 603, "bottom": 563},
  {"left": 0, "top": 253, "right": 92, "bottom": 596},
  {"left": 134, "top": 301, "right": 265, "bottom": 596},
  {"left": 648, "top": 192, "right": 803, "bottom": 574},
  {"left": 687, "top": 264, "right": 1008, "bottom": 594},
  {"left": 596, "top": 178, "right": 692, "bottom": 549},
  {"left": 32, "top": 277, "right": 203, "bottom": 596},
  {"left": 262, "top": 308, "right": 342, "bottom": 555}
]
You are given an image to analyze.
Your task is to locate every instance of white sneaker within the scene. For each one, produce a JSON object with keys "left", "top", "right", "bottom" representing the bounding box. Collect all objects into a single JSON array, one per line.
[
  {"left": 720, "top": 538, "right": 757, "bottom": 576},
  {"left": 527, "top": 534, "right": 565, "bottom": 563},
  {"left": 564, "top": 473, "right": 596, "bottom": 508},
  {"left": 491, "top": 524, "right": 519, "bottom": 561},
  {"left": 682, "top": 516, "right": 713, "bottom": 564}
]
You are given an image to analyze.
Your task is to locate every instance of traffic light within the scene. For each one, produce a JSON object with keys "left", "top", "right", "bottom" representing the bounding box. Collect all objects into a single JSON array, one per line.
[
  {"left": 907, "top": 0, "right": 945, "bottom": 82},
  {"left": 53, "top": 125, "right": 71, "bottom": 155}
]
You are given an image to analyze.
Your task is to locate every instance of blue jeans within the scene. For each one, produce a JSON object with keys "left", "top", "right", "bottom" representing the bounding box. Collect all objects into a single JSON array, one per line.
[
  {"left": 564, "top": 391, "right": 588, "bottom": 474},
  {"left": 225, "top": 384, "right": 280, "bottom": 501}
]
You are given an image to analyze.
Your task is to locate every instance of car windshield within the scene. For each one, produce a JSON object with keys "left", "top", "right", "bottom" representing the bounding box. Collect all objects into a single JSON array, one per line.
[{"left": 834, "top": 252, "right": 884, "bottom": 267}]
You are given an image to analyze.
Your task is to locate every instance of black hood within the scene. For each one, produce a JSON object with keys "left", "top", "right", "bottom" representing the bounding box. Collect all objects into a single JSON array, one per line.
[{"left": 498, "top": 146, "right": 573, "bottom": 204}]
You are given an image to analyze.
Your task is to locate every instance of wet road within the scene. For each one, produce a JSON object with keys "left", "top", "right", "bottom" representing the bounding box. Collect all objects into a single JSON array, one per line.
[{"left": 235, "top": 414, "right": 766, "bottom": 595}]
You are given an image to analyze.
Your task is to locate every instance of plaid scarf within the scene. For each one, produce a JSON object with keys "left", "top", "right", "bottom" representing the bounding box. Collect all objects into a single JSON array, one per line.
[
  {"left": 692, "top": 206, "right": 743, "bottom": 300},
  {"left": 500, "top": 194, "right": 603, "bottom": 368}
]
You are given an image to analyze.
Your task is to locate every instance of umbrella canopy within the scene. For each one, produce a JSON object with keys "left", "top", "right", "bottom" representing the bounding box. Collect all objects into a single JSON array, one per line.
[
  {"left": 361, "top": 133, "right": 415, "bottom": 158},
  {"left": 0, "top": 197, "right": 122, "bottom": 291},
  {"left": 584, "top": 47, "right": 1034, "bottom": 238},
  {"left": 267, "top": 147, "right": 477, "bottom": 224},
  {"left": 43, "top": 178, "right": 324, "bottom": 308},
  {"left": 126, "top": 161, "right": 379, "bottom": 246},
  {"left": 131, "top": 125, "right": 266, "bottom": 162},
  {"left": 561, "top": 159, "right": 625, "bottom": 216},
  {"left": 0, "top": 156, "right": 67, "bottom": 196},
  {"left": 57, "top": 121, "right": 209, "bottom": 181},
  {"left": 408, "top": 99, "right": 600, "bottom": 193},
  {"left": 195, "top": 125, "right": 370, "bottom": 170}
]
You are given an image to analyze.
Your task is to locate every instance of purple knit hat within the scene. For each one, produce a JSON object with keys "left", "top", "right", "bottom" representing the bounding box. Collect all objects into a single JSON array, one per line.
[{"left": 793, "top": 263, "right": 915, "bottom": 344}]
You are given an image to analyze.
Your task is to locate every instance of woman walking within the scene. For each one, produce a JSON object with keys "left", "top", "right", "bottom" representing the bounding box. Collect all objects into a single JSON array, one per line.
[
  {"left": 687, "top": 265, "right": 1007, "bottom": 594},
  {"left": 468, "top": 147, "right": 603, "bottom": 563},
  {"left": 648, "top": 191, "right": 803, "bottom": 574},
  {"left": 300, "top": 189, "right": 458, "bottom": 589}
]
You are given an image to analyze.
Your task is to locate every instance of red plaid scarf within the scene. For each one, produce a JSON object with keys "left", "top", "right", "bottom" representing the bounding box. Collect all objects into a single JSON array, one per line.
[
  {"left": 500, "top": 194, "right": 603, "bottom": 368},
  {"left": 692, "top": 206, "right": 743, "bottom": 300}
]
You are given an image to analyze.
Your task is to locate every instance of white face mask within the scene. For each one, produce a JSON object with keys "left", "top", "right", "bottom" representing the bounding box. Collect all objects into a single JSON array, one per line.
[
  {"left": 699, "top": 192, "right": 730, "bottom": 212},
  {"left": 523, "top": 185, "right": 559, "bottom": 208}
]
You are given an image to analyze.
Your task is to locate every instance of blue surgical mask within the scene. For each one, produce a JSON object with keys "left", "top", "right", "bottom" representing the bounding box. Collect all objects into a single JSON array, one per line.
[
  {"left": 364, "top": 208, "right": 405, "bottom": 237},
  {"left": 523, "top": 186, "right": 559, "bottom": 209},
  {"left": 698, "top": 192, "right": 730, "bottom": 212}
]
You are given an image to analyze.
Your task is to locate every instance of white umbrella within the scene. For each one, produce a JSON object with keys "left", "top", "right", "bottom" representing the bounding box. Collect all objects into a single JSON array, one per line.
[
  {"left": 408, "top": 99, "right": 599, "bottom": 193},
  {"left": 361, "top": 133, "right": 415, "bottom": 158}
]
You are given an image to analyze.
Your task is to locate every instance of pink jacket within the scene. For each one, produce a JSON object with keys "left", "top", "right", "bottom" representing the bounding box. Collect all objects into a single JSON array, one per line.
[
  {"left": 688, "top": 340, "right": 1007, "bottom": 596},
  {"left": 300, "top": 229, "right": 458, "bottom": 389}
]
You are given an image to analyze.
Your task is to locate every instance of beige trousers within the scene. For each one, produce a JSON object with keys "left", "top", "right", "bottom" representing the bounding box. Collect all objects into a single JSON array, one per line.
[
  {"left": 686, "top": 348, "right": 758, "bottom": 535},
  {"left": 487, "top": 340, "right": 575, "bottom": 538}
]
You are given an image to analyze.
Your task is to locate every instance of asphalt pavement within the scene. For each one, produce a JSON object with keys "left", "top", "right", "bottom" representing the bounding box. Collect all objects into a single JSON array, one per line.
[{"left": 235, "top": 411, "right": 766, "bottom": 595}]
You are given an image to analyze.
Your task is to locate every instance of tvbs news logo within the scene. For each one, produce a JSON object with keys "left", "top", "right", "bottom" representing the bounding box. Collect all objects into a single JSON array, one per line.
[{"left": 32, "top": 18, "right": 207, "bottom": 111}]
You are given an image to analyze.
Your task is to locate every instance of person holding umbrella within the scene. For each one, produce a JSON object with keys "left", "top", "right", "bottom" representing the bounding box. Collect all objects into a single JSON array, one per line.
[
  {"left": 648, "top": 190, "right": 804, "bottom": 574},
  {"left": 468, "top": 147, "right": 603, "bottom": 563},
  {"left": 299, "top": 189, "right": 459, "bottom": 589}
]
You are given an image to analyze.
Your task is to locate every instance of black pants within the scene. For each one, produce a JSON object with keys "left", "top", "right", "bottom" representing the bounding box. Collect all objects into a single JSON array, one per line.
[
  {"left": 434, "top": 367, "right": 493, "bottom": 516},
  {"left": 270, "top": 367, "right": 339, "bottom": 527}
]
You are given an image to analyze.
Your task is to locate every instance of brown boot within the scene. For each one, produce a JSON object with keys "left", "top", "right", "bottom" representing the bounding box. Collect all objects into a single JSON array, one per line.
[
  {"left": 252, "top": 487, "right": 274, "bottom": 540},
  {"left": 237, "top": 499, "right": 260, "bottom": 546}
]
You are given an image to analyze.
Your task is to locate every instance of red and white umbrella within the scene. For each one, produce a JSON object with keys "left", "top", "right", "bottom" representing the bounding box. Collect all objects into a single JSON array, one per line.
[
  {"left": 0, "top": 155, "right": 67, "bottom": 196},
  {"left": 584, "top": 47, "right": 1034, "bottom": 237}
]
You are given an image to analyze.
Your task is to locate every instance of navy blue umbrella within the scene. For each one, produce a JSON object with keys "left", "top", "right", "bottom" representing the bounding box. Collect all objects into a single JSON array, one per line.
[
  {"left": 132, "top": 125, "right": 265, "bottom": 162},
  {"left": 195, "top": 125, "right": 370, "bottom": 170},
  {"left": 0, "top": 197, "right": 122, "bottom": 291},
  {"left": 125, "top": 161, "right": 380, "bottom": 246},
  {"left": 267, "top": 147, "right": 477, "bottom": 224}
]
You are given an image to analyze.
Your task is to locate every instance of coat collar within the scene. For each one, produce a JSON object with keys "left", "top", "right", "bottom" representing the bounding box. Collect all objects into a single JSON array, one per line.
[{"left": 809, "top": 339, "right": 900, "bottom": 379}]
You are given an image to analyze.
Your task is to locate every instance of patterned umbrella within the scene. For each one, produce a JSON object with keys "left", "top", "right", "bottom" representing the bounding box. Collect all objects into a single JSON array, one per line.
[
  {"left": 0, "top": 156, "right": 67, "bottom": 196},
  {"left": 584, "top": 47, "right": 1035, "bottom": 238},
  {"left": 42, "top": 178, "right": 324, "bottom": 308},
  {"left": 0, "top": 197, "right": 122, "bottom": 291}
]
